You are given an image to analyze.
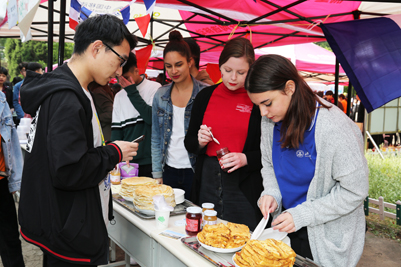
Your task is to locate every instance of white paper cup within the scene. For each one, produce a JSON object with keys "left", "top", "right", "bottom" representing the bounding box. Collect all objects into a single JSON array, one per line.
[{"left": 155, "top": 209, "right": 170, "bottom": 230}]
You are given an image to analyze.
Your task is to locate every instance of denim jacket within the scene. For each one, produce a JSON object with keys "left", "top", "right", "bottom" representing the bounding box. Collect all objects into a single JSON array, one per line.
[
  {"left": 0, "top": 92, "right": 23, "bottom": 192},
  {"left": 151, "top": 76, "right": 208, "bottom": 178}
]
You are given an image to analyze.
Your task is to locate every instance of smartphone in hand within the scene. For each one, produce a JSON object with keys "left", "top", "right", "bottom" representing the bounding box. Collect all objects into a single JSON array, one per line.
[{"left": 132, "top": 135, "right": 145, "bottom": 143}]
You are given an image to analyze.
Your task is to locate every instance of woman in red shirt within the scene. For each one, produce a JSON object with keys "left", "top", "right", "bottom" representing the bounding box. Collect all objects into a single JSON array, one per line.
[{"left": 185, "top": 38, "right": 263, "bottom": 230}]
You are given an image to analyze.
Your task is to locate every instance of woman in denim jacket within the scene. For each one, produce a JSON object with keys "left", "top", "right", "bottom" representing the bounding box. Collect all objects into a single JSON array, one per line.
[
  {"left": 151, "top": 31, "right": 208, "bottom": 199},
  {"left": 0, "top": 91, "right": 25, "bottom": 267}
]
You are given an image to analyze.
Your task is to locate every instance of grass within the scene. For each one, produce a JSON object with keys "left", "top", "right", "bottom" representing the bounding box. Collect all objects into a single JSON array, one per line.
[{"left": 365, "top": 153, "right": 401, "bottom": 242}]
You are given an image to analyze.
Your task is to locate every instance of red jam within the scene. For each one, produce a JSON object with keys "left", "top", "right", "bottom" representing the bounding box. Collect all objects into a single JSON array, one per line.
[{"left": 186, "top": 207, "right": 202, "bottom": 236}]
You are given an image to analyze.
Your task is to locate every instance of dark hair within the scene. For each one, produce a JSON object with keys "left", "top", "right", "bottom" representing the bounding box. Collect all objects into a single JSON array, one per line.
[
  {"left": 325, "top": 90, "right": 333, "bottom": 96},
  {"left": 122, "top": 52, "right": 137, "bottom": 74},
  {"left": 339, "top": 93, "right": 345, "bottom": 100},
  {"left": 27, "top": 62, "right": 43, "bottom": 72},
  {"left": 184, "top": 38, "right": 200, "bottom": 69},
  {"left": 316, "top": 91, "right": 324, "bottom": 98},
  {"left": 163, "top": 31, "right": 191, "bottom": 62},
  {"left": 0, "top": 67, "right": 8, "bottom": 76},
  {"left": 18, "top": 62, "right": 28, "bottom": 72},
  {"left": 219, "top": 37, "right": 255, "bottom": 68},
  {"left": 12, "top": 77, "right": 22, "bottom": 85},
  {"left": 245, "top": 54, "right": 330, "bottom": 149},
  {"left": 73, "top": 14, "right": 137, "bottom": 55}
]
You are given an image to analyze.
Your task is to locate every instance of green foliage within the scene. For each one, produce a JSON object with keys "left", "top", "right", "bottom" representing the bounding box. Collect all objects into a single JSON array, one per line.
[
  {"left": 366, "top": 153, "right": 401, "bottom": 205},
  {"left": 314, "top": 41, "right": 332, "bottom": 52},
  {"left": 4, "top": 38, "right": 74, "bottom": 79}
]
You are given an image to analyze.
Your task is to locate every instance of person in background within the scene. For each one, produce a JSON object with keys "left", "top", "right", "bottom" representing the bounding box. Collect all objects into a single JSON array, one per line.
[
  {"left": 14, "top": 62, "right": 43, "bottom": 122},
  {"left": 88, "top": 82, "right": 114, "bottom": 141},
  {"left": 110, "top": 83, "right": 122, "bottom": 96},
  {"left": 184, "top": 37, "right": 214, "bottom": 86},
  {"left": 352, "top": 94, "right": 365, "bottom": 134},
  {"left": 339, "top": 93, "right": 347, "bottom": 114},
  {"left": 324, "top": 90, "right": 344, "bottom": 111},
  {"left": 112, "top": 52, "right": 160, "bottom": 177},
  {"left": 18, "top": 15, "right": 138, "bottom": 267},
  {"left": 0, "top": 67, "right": 13, "bottom": 112},
  {"left": 13, "top": 62, "right": 28, "bottom": 122},
  {"left": 12, "top": 77, "right": 22, "bottom": 86},
  {"left": 184, "top": 37, "right": 263, "bottom": 230},
  {"left": 152, "top": 30, "right": 208, "bottom": 199},
  {"left": 245, "top": 54, "right": 368, "bottom": 266},
  {"left": 0, "top": 91, "right": 25, "bottom": 267}
]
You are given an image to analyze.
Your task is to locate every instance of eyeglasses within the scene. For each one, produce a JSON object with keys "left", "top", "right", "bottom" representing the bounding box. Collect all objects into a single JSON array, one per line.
[{"left": 103, "top": 42, "right": 127, "bottom": 68}]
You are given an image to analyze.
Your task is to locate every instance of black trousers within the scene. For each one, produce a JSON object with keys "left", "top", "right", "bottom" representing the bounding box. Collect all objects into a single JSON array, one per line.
[
  {"left": 43, "top": 252, "right": 97, "bottom": 267},
  {"left": 0, "top": 178, "right": 25, "bottom": 267},
  {"left": 288, "top": 226, "right": 314, "bottom": 261}
]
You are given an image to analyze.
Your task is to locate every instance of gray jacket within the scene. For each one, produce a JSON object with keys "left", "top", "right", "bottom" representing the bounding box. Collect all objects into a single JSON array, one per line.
[{"left": 260, "top": 100, "right": 369, "bottom": 267}]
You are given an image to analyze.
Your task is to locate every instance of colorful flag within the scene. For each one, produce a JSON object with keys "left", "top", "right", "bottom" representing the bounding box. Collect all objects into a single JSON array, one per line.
[
  {"left": 69, "top": 0, "right": 93, "bottom": 30},
  {"left": 135, "top": 0, "right": 156, "bottom": 37},
  {"left": 321, "top": 14, "right": 401, "bottom": 112}
]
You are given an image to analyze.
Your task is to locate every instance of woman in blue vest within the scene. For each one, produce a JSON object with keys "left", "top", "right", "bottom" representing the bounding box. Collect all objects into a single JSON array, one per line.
[{"left": 245, "top": 54, "right": 369, "bottom": 267}]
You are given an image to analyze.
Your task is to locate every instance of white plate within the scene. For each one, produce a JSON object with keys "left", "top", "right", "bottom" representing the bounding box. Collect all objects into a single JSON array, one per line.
[
  {"left": 232, "top": 254, "right": 240, "bottom": 267},
  {"left": 196, "top": 236, "right": 244, "bottom": 253},
  {"left": 134, "top": 204, "right": 155, "bottom": 215},
  {"left": 258, "top": 228, "right": 287, "bottom": 241},
  {"left": 173, "top": 188, "right": 185, "bottom": 204},
  {"left": 121, "top": 195, "right": 133, "bottom": 202}
]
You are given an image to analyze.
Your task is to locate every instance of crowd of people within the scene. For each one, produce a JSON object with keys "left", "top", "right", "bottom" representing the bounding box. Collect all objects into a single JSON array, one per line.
[{"left": 0, "top": 14, "right": 370, "bottom": 267}]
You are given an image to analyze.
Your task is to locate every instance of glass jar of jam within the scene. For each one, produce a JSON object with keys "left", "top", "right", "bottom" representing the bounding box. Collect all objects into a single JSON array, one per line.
[
  {"left": 216, "top": 147, "right": 230, "bottom": 172},
  {"left": 203, "top": 210, "right": 217, "bottom": 226},
  {"left": 201, "top": 203, "right": 215, "bottom": 228},
  {"left": 186, "top": 207, "right": 202, "bottom": 236}
]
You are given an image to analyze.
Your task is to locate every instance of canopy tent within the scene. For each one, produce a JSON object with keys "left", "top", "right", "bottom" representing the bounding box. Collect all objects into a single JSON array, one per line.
[{"left": 3, "top": 0, "right": 401, "bottom": 53}]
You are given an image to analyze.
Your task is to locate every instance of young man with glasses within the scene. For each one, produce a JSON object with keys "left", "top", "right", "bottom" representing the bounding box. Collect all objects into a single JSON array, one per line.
[{"left": 18, "top": 15, "right": 138, "bottom": 267}]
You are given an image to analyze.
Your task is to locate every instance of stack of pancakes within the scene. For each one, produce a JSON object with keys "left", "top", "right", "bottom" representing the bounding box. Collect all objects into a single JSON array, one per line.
[
  {"left": 234, "top": 239, "right": 296, "bottom": 267},
  {"left": 197, "top": 222, "right": 250, "bottom": 249},
  {"left": 133, "top": 184, "right": 176, "bottom": 211},
  {"left": 119, "top": 177, "right": 157, "bottom": 199}
]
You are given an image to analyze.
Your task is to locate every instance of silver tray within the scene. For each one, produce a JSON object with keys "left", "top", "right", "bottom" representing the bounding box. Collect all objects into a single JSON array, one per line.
[
  {"left": 112, "top": 193, "right": 195, "bottom": 219},
  {"left": 181, "top": 236, "right": 321, "bottom": 267}
]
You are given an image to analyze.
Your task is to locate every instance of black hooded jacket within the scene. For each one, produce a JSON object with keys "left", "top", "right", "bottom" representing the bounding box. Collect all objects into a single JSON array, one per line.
[{"left": 18, "top": 64, "right": 122, "bottom": 265}]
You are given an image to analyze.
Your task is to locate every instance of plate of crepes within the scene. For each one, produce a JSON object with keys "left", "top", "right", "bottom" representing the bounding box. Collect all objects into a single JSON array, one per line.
[
  {"left": 196, "top": 222, "right": 250, "bottom": 253},
  {"left": 119, "top": 177, "right": 158, "bottom": 202},
  {"left": 133, "top": 184, "right": 176, "bottom": 215},
  {"left": 232, "top": 239, "right": 296, "bottom": 267}
]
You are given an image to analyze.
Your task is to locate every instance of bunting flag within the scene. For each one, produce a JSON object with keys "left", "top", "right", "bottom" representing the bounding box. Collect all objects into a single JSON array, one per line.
[
  {"left": 135, "top": 0, "right": 156, "bottom": 37},
  {"left": 69, "top": 0, "right": 93, "bottom": 30},
  {"left": 69, "top": 0, "right": 134, "bottom": 30},
  {"left": 321, "top": 14, "right": 401, "bottom": 113},
  {"left": 135, "top": 44, "right": 153, "bottom": 74}
]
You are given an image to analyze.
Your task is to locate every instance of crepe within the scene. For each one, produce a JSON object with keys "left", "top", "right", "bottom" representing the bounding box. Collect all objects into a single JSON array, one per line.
[
  {"left": 119, "top": 177, "right": 157, "bottom": 198},
  {"left": 133, "top": 184, "right": 176, "bottom": 210},
  {"left": 233, "top": 239, "right": 296, "bottom": 267},
  {"left": 197, "top": 222, "right": 250, "bottom": 249}
]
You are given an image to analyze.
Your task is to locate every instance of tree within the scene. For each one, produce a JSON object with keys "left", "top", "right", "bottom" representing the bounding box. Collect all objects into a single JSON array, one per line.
[
  {"left": 314, "top": 41, "right": 332, "bottom": 52},
  {"left": 4, "top": 38, "right": 74, "bottom": 79}
]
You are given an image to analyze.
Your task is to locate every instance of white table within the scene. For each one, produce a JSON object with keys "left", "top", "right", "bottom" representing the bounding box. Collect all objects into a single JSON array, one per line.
[{"left": 107, "top": 203, "right": 214, "bottom": 267}]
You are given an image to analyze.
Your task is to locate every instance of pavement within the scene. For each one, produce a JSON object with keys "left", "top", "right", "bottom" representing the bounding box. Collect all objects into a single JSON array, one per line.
[{"left": 1, "top": 203, "right": 401, "bottom": 267}]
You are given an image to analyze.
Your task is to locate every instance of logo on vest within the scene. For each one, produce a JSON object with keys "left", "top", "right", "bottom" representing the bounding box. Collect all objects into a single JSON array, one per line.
[
  {"left": 296, "top": 150, "right": 304, "bottom": 158},
  {"left": 236, "top": 104, "right": 252, "bottom": 113}
]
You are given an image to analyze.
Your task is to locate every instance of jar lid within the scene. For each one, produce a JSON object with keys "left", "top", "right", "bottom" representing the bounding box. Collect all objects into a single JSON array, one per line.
[
  {"left": 202, "top": 203, "right": 215, "bottom": 209},
  {"left": 187, "top": 207, "right": 202, "bottom": 214},
  {"left": 204, "top": 210, "right": 217, "bottom": 216}
]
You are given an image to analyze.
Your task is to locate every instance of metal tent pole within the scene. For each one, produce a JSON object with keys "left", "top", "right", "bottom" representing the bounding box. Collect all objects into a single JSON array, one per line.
[
  {"left": 347, "top": 82, "right": 353, "bottom": 117},
  {"left": 334, "top": 58, "right": 339, "bottom": 106},
  {"left": 47, "top": 0, "right": 54, "bottom": 72},
  {"left": 58, "top": 0, "right": 66, "bottom": 66}
]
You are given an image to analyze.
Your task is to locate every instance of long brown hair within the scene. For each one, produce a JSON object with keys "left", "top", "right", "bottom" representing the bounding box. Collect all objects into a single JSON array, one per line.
[
  {"left": 219, "top": 37, "right": 255, "bottom": 67},
  {"left": 245, "top": 54, "right": 330, "bottom": 149}
]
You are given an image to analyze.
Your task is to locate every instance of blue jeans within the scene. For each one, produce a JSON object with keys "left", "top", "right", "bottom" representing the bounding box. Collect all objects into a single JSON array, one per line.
[{"left": 163, "top": 165, "right": 194, "bottom": 200}]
